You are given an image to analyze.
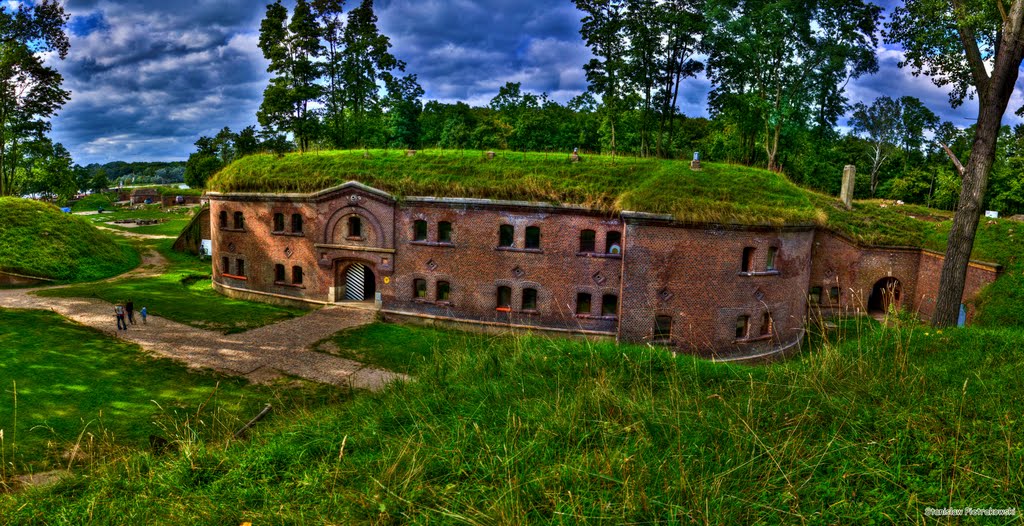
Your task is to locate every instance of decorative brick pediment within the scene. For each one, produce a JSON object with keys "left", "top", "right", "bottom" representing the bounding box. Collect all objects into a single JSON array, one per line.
[{"left": 311, "top": 181, "right": 395, "bottom": 205}]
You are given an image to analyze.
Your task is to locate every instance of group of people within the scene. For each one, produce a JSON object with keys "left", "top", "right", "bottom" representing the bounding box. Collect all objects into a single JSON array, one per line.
[{"left": 114, "top": 299, "right": 147, "bottom": 331}]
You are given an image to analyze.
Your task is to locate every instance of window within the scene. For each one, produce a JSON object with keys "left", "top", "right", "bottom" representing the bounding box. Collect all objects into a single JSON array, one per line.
[
  {"left": 414, "top": 220, "right": 428, "bottom": 241},
  {"left": 606, "top": 231, "right": 622, "bottom": 254},
  {"left": 576, "top": 293, "right": 592, "bottom": 315},
  {"left": 274, "top": 263, "right": 285, "bottom": 282},
  {"left": 760, "top": 313, "right": 772, "bottom": 336},
  {"left": 522, "top": 288, "right": 537, "bottom": 310},
  {"left": 601, "top": 294, "right": 618, "bottom": 316},
  {"left": 291, "top": 214, "right": 303, "bottom": 234},
  {"left": 233, "top": 211, "right": 244, "bottom": 230},
  {"left": 579, "top": 230, "right": 596, "bottom": 252},
  {"left": 236, "top": 258, "right": 245, "bottom": 277},
  {"left": 525, "top": 226, "right": 541, "bottom": 249},
  {"left": 437, "top": 281, "right": 451, "bottom": 301},
  {"left": 499, "top": 225, "right": 514, "bottom": 247},
  {"left": 809, "top": 287, "right": 822, "bottom": 304},
  {"left": 348, "top": 216, "right": 362, "bottom": 238},
  {"left": 218, "top": 211, "right": 227, "bottom": 228},
  {"left": 741, "top": 247, "right": 755, "bottom": 272},
  {"left": 413, "top": 278, "right": 427, "bottom": 299},
  {"left": 829, "top": 287, "right": 840, "bottom": 303},
  {"left": 273, "top": 213, "right": 285, "bottom": 232},
  {"left": 654, "top": 315, "right": 672, "bottom": 340},
  {"left": 766, "top": 247, "right": 778, "bottom": 271},
  {"left": 438, "top": 221, "right": 452, "bottom": 243},
  {"left": 221, "top": 256, "right": 229, "bottom": 274},
  {"left": 292, "top": 266, "right": 303, "bottom": 285},
  {"left": 736, "top": 315, "right": 749, "bottom": 339},
  {"left": 497, "top": 286, "right": 512, "bottom": 309}
]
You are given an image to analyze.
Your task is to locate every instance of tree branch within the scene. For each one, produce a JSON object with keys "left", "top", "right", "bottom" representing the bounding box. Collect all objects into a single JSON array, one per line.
[
  {"left": 936, "top": 140, "right": 966, "bottom": 176},
  {"left": 951, "top": 0, "right": 991, "bottom": 93}
]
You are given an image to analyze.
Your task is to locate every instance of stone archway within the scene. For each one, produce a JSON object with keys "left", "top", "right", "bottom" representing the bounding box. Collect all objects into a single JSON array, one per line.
[
  {"left": 868, "top": 277, "right": 901, "bottom": 314},
  {"left": 335, "top": 262, "right": 377, "bottom": 302}
]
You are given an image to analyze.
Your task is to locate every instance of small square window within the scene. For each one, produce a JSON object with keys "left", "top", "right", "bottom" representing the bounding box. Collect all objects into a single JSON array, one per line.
[
  {"left": 654, "top": 315, "right": 672, "bottom": 340},
  {"left": 829, "top": 287, "right": 840, "bottom": 303},
  {"left": 414, "top": 220, "right": 428, "bottom": 241},
  {"left": 579, "top": 230, "right": 596, "bottom": 252},
  {"left": 292, "top": 265, "right": 303, "bottom": 284},
  {"left": 735, "top": 315, "right": 749, "bottom": 339},
  {"left": 499, "top": 225, "right": 514, "bottom": 247},
  {"left": 414, "top": 278, "right": 427, "bottom": 299},
  {"left": 606, "top": 231, "right": 622, "bottom": 254},
  {"left": 438, "top": 221, "right": 452, "bottom": 243},
  {"left": 291, "top": 214, "right": 303, "bottom": 234},
  {"left": 273, "top": 213, "right": 285, "bottom": 232},
  {"left": 218, "top": 211, "right": 228, "bottom": 228},
  {"left": 274, "top": 263, "right": 285, "bottom": 282},
  {"left": 233, "top": 211, "right": 244, "bottom": 230},
  {"left": 741, "top": 247, "right": 755, "bottom": 272},
  {"left": 766, "top": 247, "right": 778, "bottom": 271},
  {"left": 760, "top": 313, "right": 772, "bottom": 336},
  {"left": 497, "top": 286, "right": 512, "bottom": 309},
  {"left": 437, "top": 281, "right": 450, "bottom": 301},
  {"left": 525, "top": 226, "right": 541, "bottom": 249},
  {"left": 221, "top": 256, "right": 229, "bottom": 274},
  {"left": 348, "top": 216, "right": 362, "bottom": 238},
  {"left": 576, "top": 293, "right": 592, "bottom": 315},
  {"left": 601, "top": 294, "right": 618, "bottom": 316},
  {"left": 522, "top": 288, "right": 537, "bottom": 310},
  {"left": 809, "top": 287, "right": 822, "bottom": 304},
  {"left": 236, "top": 258, "right": 245, "bottom": 277}
]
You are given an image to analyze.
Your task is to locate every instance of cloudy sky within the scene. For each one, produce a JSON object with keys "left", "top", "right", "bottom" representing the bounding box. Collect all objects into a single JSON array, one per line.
[{"left": 49, "top": 0, "right": 1018, "bottom": 165}]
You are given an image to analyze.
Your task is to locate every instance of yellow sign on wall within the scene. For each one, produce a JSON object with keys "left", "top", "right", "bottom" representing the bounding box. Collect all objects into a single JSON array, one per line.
[{"left": 383, "top": 276, "right": 390, "bottom": 284}]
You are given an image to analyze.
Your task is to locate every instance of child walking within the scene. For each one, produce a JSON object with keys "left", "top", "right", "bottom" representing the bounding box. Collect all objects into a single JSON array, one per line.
[{"left": 140, "top": 306, "right": 148, "bottom": 324}]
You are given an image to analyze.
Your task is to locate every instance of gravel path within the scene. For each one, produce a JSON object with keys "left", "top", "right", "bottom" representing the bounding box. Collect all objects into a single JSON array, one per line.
[{"left": 0, "top": 251, "right": 405, "bottom": 390}]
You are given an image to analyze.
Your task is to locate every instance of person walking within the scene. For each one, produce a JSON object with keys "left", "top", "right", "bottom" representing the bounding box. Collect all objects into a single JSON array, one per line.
[
  {"left": 140, "top": 306, "right": 148, "bottom": 325},
  {"left": 114, "top": 303, "right": 127, "bottom": 331},
  {"left": 126, "top": 299, "right": 136, "bottom": 325}
]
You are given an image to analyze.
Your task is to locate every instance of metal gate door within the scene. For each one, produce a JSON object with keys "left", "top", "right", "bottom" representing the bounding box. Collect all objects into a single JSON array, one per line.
[{"left": 344, "top": 264, "right": 366, "bottom": 301}]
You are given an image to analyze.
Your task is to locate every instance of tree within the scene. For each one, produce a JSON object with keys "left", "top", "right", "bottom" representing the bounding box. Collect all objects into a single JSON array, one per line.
[
  {"left": 0, "top": 0, "right": 70, "bottom": 197},
  {"left": 89, "top": 167, "right": 110, "bottom": 194},
  {"left": 849, "top": 96, "right": 901, "bottom": 196},
  {"left": 575, "top": 0, "right": 630, "bottom": 155},
  {"left": 887, "top": 0, "right": 1024, "bottom": 327}
]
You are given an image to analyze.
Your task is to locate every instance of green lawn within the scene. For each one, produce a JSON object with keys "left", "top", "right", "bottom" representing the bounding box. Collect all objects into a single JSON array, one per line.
[
  {"left": 80, "top": 204, "right": 197, "bottom": 237},
  {"left": 37, "top": 239, "right": 308, "bottom": 333},
  {"left": 0, "top": 309, "right": 336, "bottom": 476},
  {"left": 4, "top": 321, "right": 1021, "bottom": 523}
]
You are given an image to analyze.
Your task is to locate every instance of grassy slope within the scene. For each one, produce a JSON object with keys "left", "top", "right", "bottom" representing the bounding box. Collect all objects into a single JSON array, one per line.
[
  {"left": 0, "top": 197, "right": 138, "bottom": 282},
  {"left": 3, "top": 321, "right": 1020, "bottom": 523},
  {"left": 81, "top": 204, "right": 197, "bottom": 237},
  {"left": 37, "top": 239, "right": 307, "bottom": 333}
]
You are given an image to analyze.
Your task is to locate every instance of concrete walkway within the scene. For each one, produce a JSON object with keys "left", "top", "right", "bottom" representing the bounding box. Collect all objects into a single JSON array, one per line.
[{"left": 0, "top": 249, "right": 406, "bottom": 391}]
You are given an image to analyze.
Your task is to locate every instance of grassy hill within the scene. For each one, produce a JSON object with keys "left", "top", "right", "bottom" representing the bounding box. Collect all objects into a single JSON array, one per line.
[{"left": 0, "top": 197, "right": 138, "bottom": 282}]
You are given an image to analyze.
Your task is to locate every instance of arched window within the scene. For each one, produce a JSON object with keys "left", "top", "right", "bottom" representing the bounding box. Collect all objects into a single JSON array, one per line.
[
  {"left": 760, "top": 313, "right": 772, "bottom": 336},
  {"left": 218, "top": 210, "right": 227, "bottom": 228},
  {"left": 348, "top": 216, "right": 362, "bottom": 238},
  {"left": 606, "top": 231, "right": 622, "bottom": 254},
  {"left": 522, "top": 288, "right": 538, "bottom": 310},
  {"left": 291, "top": 214, "right": 303, "bottom": 234},
  {"left": 233, "top": 211, "right": 244, "bottom": 230},
  {"left": 525, "top": 226, "right": 541, "bottom": 249},
  {"left": 736, "top": 315, "right": 749, "bottom": 339},
  {"left": 766, "top": 247, "right": 778, "bottom": 271},
  {"left": 601, "top": 294, "right": 618, "bottom": 316},
  {"left": 576, "top": 293, "right": 592, "bottom": 315},
  {"left": 236, "top": 258, "right": 246, "bottom": 277},
  {"left": 437, "top": 281, "right": 451, "bottom": 301},
  {"left": 292, "top": 265, "right": 303, "bottom": 284},
  {"left": 438, "top": 221, "right": 452, "bottom": 243},
  {"left": 221, "top": 256, "right": 229, "bottom": 274},
  {"left": 275, "top": 264, "right": 285, "bottom": 282},
  {"left": 579, "top": 230, "right": 596, "bottom": 252},
  {"left": 496, "top": 286, "right": 512, "bottom": 309},
  {"left": 741, "top": 247, "right": 755, "bottom": 272},
  {"left": 273, "top": 213, "right": 284, "bottom": 232},
  {"left": 414, "top": 220, "right": 428, "bottom": 241},
  {"left": 413, "top": 278, "right": 427, "bottom": 299},
  {"left": 498, "top": 225, "right": 514, "bottom": 247}
]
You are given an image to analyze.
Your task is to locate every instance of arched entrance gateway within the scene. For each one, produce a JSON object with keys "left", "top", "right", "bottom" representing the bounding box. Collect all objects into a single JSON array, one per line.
[
  {"left": 335, "top": 262, "right": 377, "bottom": 302},
  {"left": 868, "top": 277, "right": 902, "bottom": 314}
]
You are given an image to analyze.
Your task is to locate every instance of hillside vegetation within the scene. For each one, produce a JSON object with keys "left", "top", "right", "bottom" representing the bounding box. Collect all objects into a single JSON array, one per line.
[{"left": 0, "top": 198, "right": 138, "bottom": 282}]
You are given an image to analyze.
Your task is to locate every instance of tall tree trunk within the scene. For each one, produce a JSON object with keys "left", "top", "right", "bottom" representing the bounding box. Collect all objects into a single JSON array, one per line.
[{"left": 932, "top": 43, "right": 1022, "bottom": 326}]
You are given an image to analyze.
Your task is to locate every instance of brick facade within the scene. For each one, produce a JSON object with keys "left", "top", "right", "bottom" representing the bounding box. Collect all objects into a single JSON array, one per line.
[{"left": 208, "top": 182, "right": 1001, "bottom": 359}]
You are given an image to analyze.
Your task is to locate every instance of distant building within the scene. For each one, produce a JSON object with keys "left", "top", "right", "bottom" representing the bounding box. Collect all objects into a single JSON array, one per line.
[{"left": 130, "top": 188, "right": 160, "bottom": 205}]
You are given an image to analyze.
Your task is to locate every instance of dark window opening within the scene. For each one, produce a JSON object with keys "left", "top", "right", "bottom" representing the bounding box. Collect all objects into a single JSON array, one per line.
[
  {"left": 414, "top": 220, "right": 428, "bottom": 241},
  {"left": 218, "top": 211, "right": 227, "bottom": 228},
  {"left": 525, "top": 226, "right": 541, "bottom": 249},
  {"left": 437, "top": 281, "right": 451, "bottom": 301},
  {"left": 601, "top": 294, "right": 618, "bottom": 316},
  {"left": 233, "top": 211, "right": 244, "bottom": 230},
  {"left": 761, "top": 313, "right": 772, "bottom": 336},
  {"left": 579, "top": 230, "right": 596, "bottom": 252},
  {"left": 413, "top": 278, "right": 427, "bottom": 299},
  {"left": 606, "top": 231, "right": 622, "bottom": 254},
  {"left": 829, "top": 287, "right": 840, "bottom": 303},
  {"left": 273, "top": 213, "right": 284, "bottom": 232},
  {"left": 438, "top": 221, "right": 452, "bottom": 243},
  {"left": 809, "top": 287, "right": 822, "bottom": 305},
  {"left": 274, "top": 263, "right": 285, "bottom": 282},
  {"left": 291, "top": 214, "right": 303, "bottom": 234},
  {"left": 236, "top": 258, "right": 245, "bottom": 277},
  {"left": 348, "top": 216, "right": 362, "bottom": 238},
  {"left": 741, "top": 247, "right": 755, "bottom": 272},
  {"left": 499, "top": 225, "right": 514, "bottom": 247},
  {"left": 654, "top": 315, "right": 672, "bottom": 340},
  {"left": 497, "top": 286, "right": 512, "bottom": 309},
  {"left": 576, "top": 293, "right": 592, "bottom": 315},
  {"left": 736, "top": 315, "right": 749, "bottom": 339},
  {"left": 522, "top": 288, "right": 537, "bottom": 310},
  {"left": 766, "top": 247, "right": 778, "bottom": 271},
  {"left": 221, "top": 256, "right": 229, "bottom": 274},
  {"left": 292, "top": 265, "right": 303, "bottom": 284}
]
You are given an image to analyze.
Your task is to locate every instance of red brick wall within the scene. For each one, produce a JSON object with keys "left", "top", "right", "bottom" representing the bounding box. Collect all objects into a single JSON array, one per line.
[
  {"left": 915, "top": 251, "right": 999, "bottom": 323},
  {"left": 620, "top": 220, "right": 814, "bottom": 358}
]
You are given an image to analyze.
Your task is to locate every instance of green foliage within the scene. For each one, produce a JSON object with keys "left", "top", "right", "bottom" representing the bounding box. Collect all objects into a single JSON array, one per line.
[
  {"left": 0, "top": 197, "right": 137, "bottom": 282},
  {"left": 4, "top": 322, "right": 1021, "bottom": 522}
]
